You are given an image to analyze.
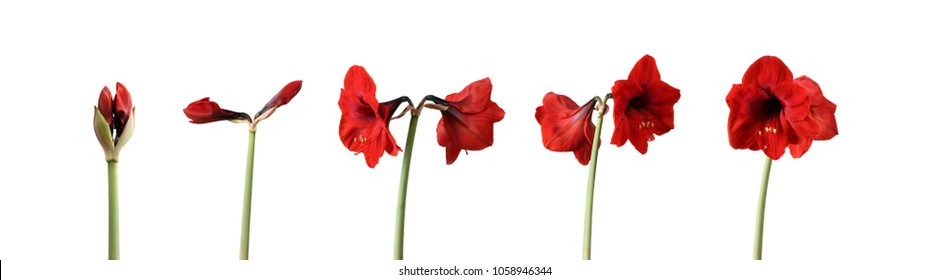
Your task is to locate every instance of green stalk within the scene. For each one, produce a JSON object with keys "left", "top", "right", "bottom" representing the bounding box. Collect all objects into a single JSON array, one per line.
[
  {"left": 107, "top": 160, "right": 119, "bottom": 260},
  {"left": 394, "top": 114, "right": 420, "bottom": 260},
  {"left": 240, "top": 130, "right": 257, "bottom": 260},
  {"left": 753, "top": 157, "right": 773, "bottom": 260},
  {"left": 582, "top": 95, "right": 609, "bottom": 260}
]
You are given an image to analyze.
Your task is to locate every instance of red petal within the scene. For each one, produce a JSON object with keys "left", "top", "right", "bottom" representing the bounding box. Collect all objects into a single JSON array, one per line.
[
  {"left": 114, "top": 82, "right": 133, "bottom": 129},
  {"left": 742, "top": 56, "right": 793, "bottom": 91},
  {"left": 572, "top": 144, "right": 593, "bottom": 166},
  {"left": 609, "top": 79, "right": 641, "bottom": 148},
  {"left": 444, "top": 78, "right": 493, "bottom": 114},
  {"left": 627, "top": 54, "right": 661, "bottom": 85},
  {"left": 183, "top": 97, "right": 249, "bottom": 124},
  {"left": 758, "top": 113, "right": 790, "bottom": 160},
  {"left": 789, "top": 138, "right": 813, "bottom": 158},
  {"left": 344, "top": 65, "right": 379, "bottom": 113},
  {"left": 624, "top": 109, "right": 653, "bottom": 155},
  {"left": 98, "top": 86, "right": 113, "bottom": 127},
  {"left": 644, "top": 81, "right": 681, "bottom": 135}
]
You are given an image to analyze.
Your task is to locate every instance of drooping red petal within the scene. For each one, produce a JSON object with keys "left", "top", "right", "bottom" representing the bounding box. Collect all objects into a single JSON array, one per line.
[
  {"left": 742, "top": 56, "right": 793, "bottom": 92},
  {"left": 610, "top": 55, "right": 681, "bottom": 154},
  {"left": 183, "top": 97, "right": 250, "bottom": 124},
  {"left": 113, "top": 82, "right": 133, "bottom": 132},
  {"left": 535, "top": 93, "right": 597, "bottom": 165},
  {"left": 437, "top": 78, "right": 505, "bottom": 164},
  {"left": 338, "top": 66, "right": 401, "bottom": 168},
  {"left": 255, "top": 80, "right": 303, "bottom": 118},
  {"left": 98, "top": 86, "right": 113, "bottom": 127}
]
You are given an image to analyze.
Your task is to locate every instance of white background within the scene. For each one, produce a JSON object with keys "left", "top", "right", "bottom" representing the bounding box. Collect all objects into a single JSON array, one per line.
[{"left": 2, "top": 0, "right": 947, "bottom": 279}]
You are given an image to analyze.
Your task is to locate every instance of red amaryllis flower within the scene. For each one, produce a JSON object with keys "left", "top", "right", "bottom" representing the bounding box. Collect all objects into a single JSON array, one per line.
[
  {"left": 183, "top": 80, "right": 302, "bottom": 125},
  {"left": 338, "top": 65, "right": 408, "bottom": 168},
  {"left": 535, "top": 92, "right": 598, "bottom": 165},
  {"left": 433, "top": 78, "right": 505, "bottom": 165},
  {"left": 726, "top": 56, "right": 821, "bottom": 160},
  {"left": 788, "top": 76, "right": 838, "bottom": 158},
  {"left": 610, "top": 54, "right": 681, "bottom": 154},
  {"left": 94, "top": 82, "right": 136, "bottom": 161}
]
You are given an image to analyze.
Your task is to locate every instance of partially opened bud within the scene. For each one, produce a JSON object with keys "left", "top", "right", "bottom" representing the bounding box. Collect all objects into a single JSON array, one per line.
[
  {"left": 93, "top": 83, "right": 136, "bottom": 161},
  {"left": 254, "top": 80, "right": 303, "bottom": 124}
]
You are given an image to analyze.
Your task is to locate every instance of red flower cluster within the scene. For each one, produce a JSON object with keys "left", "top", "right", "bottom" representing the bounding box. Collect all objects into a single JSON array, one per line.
[
  {"left": 726, "top": 56, "right": 838, "bottom": 159},
  {"left": 337, "top": 66, "right": 505, "bottom": 167},
  {"left": 534, "top": 54, "right": 680, "bottom": 164}
]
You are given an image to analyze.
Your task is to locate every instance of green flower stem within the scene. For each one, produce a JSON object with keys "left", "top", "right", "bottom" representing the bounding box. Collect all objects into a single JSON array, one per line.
[
  {"left": 239, "top": 130, "right": 257, "bottom": 260},
  {"left": 753, "top": 157, "right": 773, "bottom": 260},
  {"left": 582, "top": 95, "right": 610, "bottom": 260},
  {"left": 394, "top": 114, "right": 420, "bottom": 260},
  {"left": 107, "top": 160, "right": 119, "bottom": 260}
]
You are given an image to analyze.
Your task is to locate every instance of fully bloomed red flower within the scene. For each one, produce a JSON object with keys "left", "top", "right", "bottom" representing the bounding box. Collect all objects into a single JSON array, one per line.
[
  {"left": 535, "top": 92, "right": 598, "bottom": 165},
  {"left": 434, "top": 78, "right": 505, "bottom": 165},
  {"left": 726, "top": 56, "right": 824, "bottom": 160},
  {"left": 183, "top": 80, "right": 302, "bottom": 125},
  {"left": 788, "top": 76, "right": 838, "bottom": 158},
  {"left": 338, "top": 66, "right": 407, "bottom": 168},
  {"left": 610, "top": 54, "right": 681, "bottom": 154}
]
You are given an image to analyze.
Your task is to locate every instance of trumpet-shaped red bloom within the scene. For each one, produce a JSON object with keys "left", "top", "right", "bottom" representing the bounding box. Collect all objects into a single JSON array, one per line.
[
  {"left": 726, "top": 56, "right": 828, "bottom": 160},
  {"left": 610, "top": 54, "right": 681, "bottom": 154},
  {"left": 183, "top": 80, "right": 302, "bottom": 125},
  {"left": 535, "top": 92, "right": 598, "bottom": 165},
  {"left": 434, "top": 78, "right": 505, "bottom": 165},
  {"left": 183, "top": 98, "right": 251, "bottom": 124},
  {"left": 338, "top": 66, "right": 407, "bottom": 168},
  {"left": 788, "top": 76, "right": 838, "bottom": 158}
]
